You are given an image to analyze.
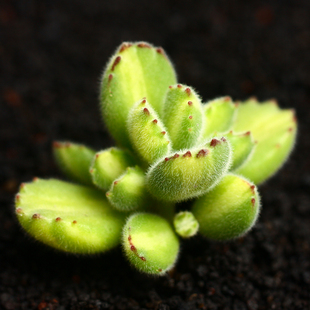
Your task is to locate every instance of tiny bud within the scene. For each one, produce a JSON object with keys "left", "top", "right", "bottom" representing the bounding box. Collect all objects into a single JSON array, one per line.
[
  {"left": 188, "top": 101, "right": 193, "bottom": 106},
  {"left": 189, "top": 115, "right": 193, "bottom": 119},
  {"left": 152, "top": 119, "right": 158, "bottom": 124}
]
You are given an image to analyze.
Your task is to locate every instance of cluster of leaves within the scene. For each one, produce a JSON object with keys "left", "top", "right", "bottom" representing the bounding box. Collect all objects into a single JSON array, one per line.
[{"left": 15, "top": 42, "right": 297, "bottom": 275}]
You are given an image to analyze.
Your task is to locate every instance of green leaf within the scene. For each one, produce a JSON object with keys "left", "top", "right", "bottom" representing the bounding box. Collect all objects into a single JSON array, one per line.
[
  {"left": 100, "top": 42, "right": 177, "bottom": 148},
  {"left": 192, "top": 174, "right": 260, "bottom": 240},
  {"left": 223, "top": 131, "right": 255, "bottom": 171},
  {"left": 90, "top": 147, "right": 136, "bottom": 191},
  {"left": 122, "top": 213, "right": 179, "bottom": 275},
  {"left": 200, "top": 97, "right": 237, "bottom": 141},
  {"left": 162, "top": 84, "right": 204, "bottom": 150},
  {"left": 53, "top": 141, "right": 96, "bottom": 186},
  {"left": 15, "top": 179, "right": 126, "bottom": 254},
  {"left": 232, "top": 98, "right": 297, "bottom": 184},
  {"left": 146, "top": 137, "right": 232, "bottom": 201},
  {"left": 173, "top": 211, "right": 199, "bottom": 238},
  {"left": 127, "top": 98, "right": 171, "bottom": 164},
  {"left": 106, "top": 166, "right": 151, "bottom": 212}
]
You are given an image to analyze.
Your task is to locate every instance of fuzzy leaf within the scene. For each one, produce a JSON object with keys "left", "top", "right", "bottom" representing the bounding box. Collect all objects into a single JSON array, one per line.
[
  {"left": 162, "top": 84, "right": 204, "bottom": 150},
  {"left": 53, "top": 141, "right": 96, "bottom": 186},
  {"left": 90, "top": 147, "right": 136, "bottom": 191},
  {"left": 127, "top": 98, "right": 171, "bottom": 164},
  {"left": 106, "top": 166, "right": 151, "bottom": 212},
  {"left": 192, "top": 174, "right": 260, "bottom": 240},
  {"left": 223, "top": 131, "right": 255, "bottom": 171},
  {"left": 232, "top": 98, "right": 297, "bottom": 184},
  {"left": 201, "top": 97, "right": 237, "bottom": 141},
  {"left": 122, "top": 213, "right": 179, "bottom": 275},
  {"left": 173, "top": 211, "right": 199, "bottom": 238},
  {"left": 146, "top": 137, "right": 232, "bottom": 202},
  {"left": 15, "top": 179, "right": 125, "bottom": 254},
  {"left": 100, "top": 42, "right": 177, "bottom": 148}
]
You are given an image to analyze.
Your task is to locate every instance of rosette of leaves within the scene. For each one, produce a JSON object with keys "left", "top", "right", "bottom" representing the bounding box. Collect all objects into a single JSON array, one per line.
[{"left": 15, "top": 42, "right": 297, "bottom": 275}]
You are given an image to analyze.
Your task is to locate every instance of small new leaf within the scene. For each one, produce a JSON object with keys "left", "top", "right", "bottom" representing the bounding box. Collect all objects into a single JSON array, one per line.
[
  {"left": 106, "top": 166, "right": 151, "bottom": 212},
  {"left": 53, "top": 141, "right": 96, "bottom": 186},
  {"left": 162, "top": 84, "right": 204, "bottom": 150},
  {"left": 90, "top": 147, "right": 136, "bottom": 191},
  {"left": 127, "top": 98, "right": 171, "bottom": 164}
]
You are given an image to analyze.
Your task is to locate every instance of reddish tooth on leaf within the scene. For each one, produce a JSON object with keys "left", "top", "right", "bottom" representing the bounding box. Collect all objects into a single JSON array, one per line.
[
  {"left": 55, "top": 217, "right": 61, "bottom": 222},
  {"left": 130, "top": 245, "right": 136, "bottom": 251},
  {"left": 189, "top": 115, "right": 193, "bottom": 119},
  {"left": 114, "top": 180, "right": 119, "bottom": 185},
  {"left": 15, "top": 194, "right": 20, "bottom": 201},
  {"left": 32, "top": 213, "right": 40, "bottom": 219},
  {"left": 173, "top": 153, "right": 179, "bottom": 159},
  {"left": 224, "top": 96, "right": 231, "bottom": 102},
  {"left": 16, "top": 207, "right": 23, "bottom": 214},
  {"left": 140, "top": 256, "right": 146, "bottom": 261},
  {"left": 33, "top": 177, "right": 39, "bottom": 182},
  {"left": 177, "top": 84, "right": 182, "bottom": 88},
  {"left": 250, "top": 185, "right": 255, "bottom": 194},
  {"left": 152, "top": 119, "right": 158, "bottom": 124},
  {"left": 185, "top": 88, "right": 191, "bottom": 96},
  {"left": 141, "top": 99, "right": 146, "bottom": 104},
  {"left": 288, "top": 127, "right": 293, "bottom": 132},
  {"left": 169, "top": 85, "right": 173, "bottom": 89},
  {"left": 244, "top": 131, "right": 251, "bottom": 136},
  {"left": 119, "top": 43, "right": 132, "bottom": 52},
  {"left": 197, "top": 149, "right": 209, "bottom": 158},
  {"left": 73, "top": 220, "right": 77, "bottom": 224},
  {"left": 164, "top": 157, "right": 169, "bottom": 161},
  {"left": 143, "top": 108, "right": 150, "bottom": 115},
  {"left": 137, "top": 43, "right": 151, "bottom": 48},
  {"left": 111, "top": 56, "right": 121, "bottom": 71},
  {"left": 183, "top": 151, "right": 192, "bottom": 158},
  {"left": 188, "top": 101, "right": 193, "bottom": 106},
  {"left": 108, "top": 74, "right": 113, "bottom": 82},
  {"left": 210, "top": 139, "right": 220, "bottom": 147},
  {"left": 53, "top": 141, "right": 62, "bottom": 148},
  {"left": 161, "top": 131, "right": 166, "bottom": 135},
  {"left": 251, "top": 198, "right": 256, "bottom": 206},
  {"left": 221, "top": 137, "right": 227, "bottom": 142}
]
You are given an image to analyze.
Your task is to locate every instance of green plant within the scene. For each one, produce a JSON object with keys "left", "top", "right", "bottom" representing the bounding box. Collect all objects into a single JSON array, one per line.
[{"left": 15, "top": 42, "right": 297, "bottom": 275}]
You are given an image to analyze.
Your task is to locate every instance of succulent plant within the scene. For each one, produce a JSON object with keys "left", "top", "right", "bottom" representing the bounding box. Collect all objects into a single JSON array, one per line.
[{"left": 15, "top": 42, "right": 297, "bottom": 275}]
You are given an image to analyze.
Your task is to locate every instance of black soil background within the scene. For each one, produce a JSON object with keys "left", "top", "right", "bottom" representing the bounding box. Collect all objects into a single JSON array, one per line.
[{"left": 1, "top": 1, "right": 310, "bottom": 309}]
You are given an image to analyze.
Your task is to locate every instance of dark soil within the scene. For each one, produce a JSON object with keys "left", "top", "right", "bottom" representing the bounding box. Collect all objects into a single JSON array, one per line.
[{"left": 1, "top": 0, "right": 310, "bottom": 309}]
